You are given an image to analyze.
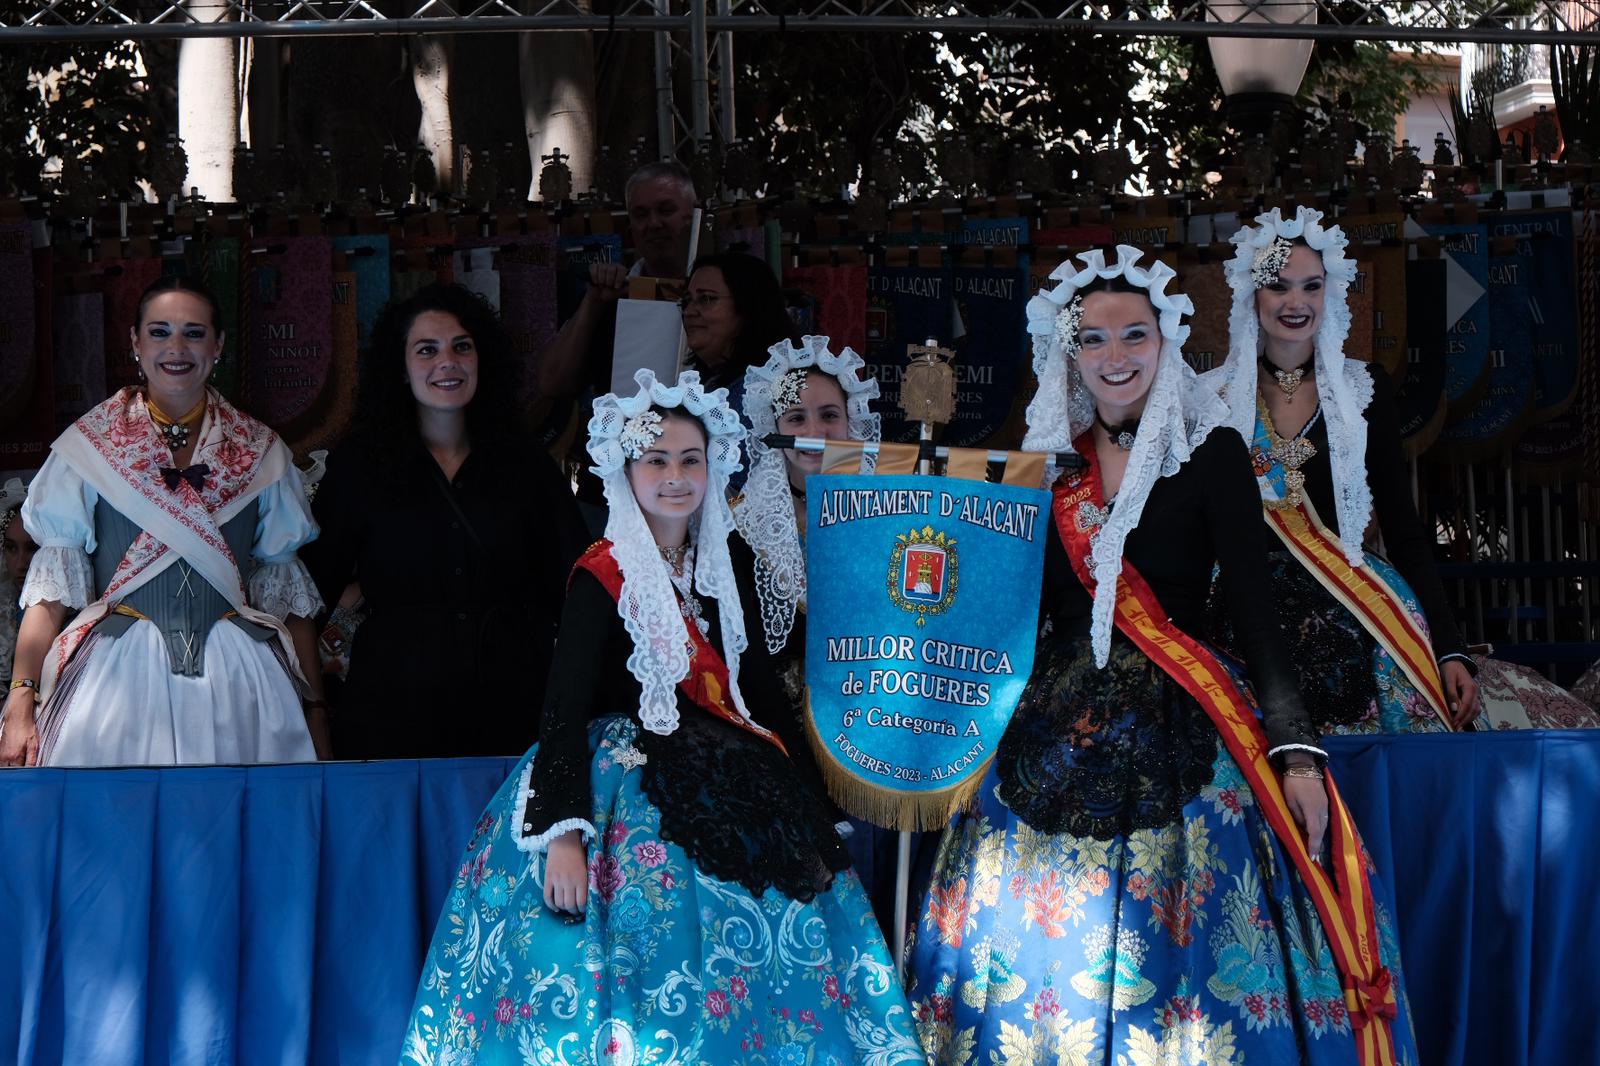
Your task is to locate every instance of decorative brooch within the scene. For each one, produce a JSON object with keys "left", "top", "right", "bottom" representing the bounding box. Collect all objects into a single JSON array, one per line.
[
  {"left": 1251, "top": 236, "right": 1295, "bottom": 289},
  {"left": 1053, "top": 295, "right": 1085, "bottom": 360},
  {"left": 772, "top": 368, "right": 810, "bottom": 417},
  {"left": 618, "top": 410, "right": 665, "bottom": 460}
]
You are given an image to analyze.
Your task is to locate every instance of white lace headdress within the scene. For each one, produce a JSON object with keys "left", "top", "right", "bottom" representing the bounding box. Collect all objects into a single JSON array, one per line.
[
  {"left": 1206, "top": 205, "right": 1370, "bottom": 567},
  {"left": 734, "top": 336, "right": 881, "bottom": 655},
  {"left": 1023, "top": 244, "right": 1228, "bottom": 668},
  {"left": 588, "top": 368, "right": 750, "bottom": 736}
]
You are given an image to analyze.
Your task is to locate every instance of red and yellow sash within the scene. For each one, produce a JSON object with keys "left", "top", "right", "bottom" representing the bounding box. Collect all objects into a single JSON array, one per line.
[
  {"left": 1053, "top": 443, "right": 1399, "bottom": 1066},
  {"left": 1264, "top": 497, "right": 1452, "bottom": 730},
  {"left": 574, "top": 540, "right": 786, "bottom": 755}
]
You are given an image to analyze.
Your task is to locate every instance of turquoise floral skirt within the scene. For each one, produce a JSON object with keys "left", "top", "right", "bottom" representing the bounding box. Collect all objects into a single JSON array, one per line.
[
  {"left": 906, "top": 636, "right": 1420, "bottom": 1066},
  {"left": 400, "top": 716, "right": 926, "bottom": 1065}
]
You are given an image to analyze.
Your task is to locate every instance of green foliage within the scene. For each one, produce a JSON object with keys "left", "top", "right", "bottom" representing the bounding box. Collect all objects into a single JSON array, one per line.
[
  {"left": 0, "top": 24, "right": 166, "bottom": 200},
  {"left": 734, "top": 13, "right": 1439, "bottom": 195}
]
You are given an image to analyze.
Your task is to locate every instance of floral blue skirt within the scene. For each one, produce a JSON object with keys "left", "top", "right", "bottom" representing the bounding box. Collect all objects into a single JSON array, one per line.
[
  {"left": 400, "top": 716, "right": 926, "bottom": 1065},
  {"left": 906, "top": 636, "right": 1420, "bottom": 1066}
]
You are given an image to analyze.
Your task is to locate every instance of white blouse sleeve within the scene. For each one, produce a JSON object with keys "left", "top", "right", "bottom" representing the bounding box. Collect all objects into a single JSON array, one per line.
[
  {"left": 247, "top": 465, "right": 325, "bottom": 621},
  {"left": 18, "top": 453, "right": 98, "bottom": 611}
]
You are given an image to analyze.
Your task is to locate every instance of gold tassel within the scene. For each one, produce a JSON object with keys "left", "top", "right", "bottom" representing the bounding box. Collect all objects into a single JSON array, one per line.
[{"left": 802, "top": 690, "right": 992, "bottom": 832}]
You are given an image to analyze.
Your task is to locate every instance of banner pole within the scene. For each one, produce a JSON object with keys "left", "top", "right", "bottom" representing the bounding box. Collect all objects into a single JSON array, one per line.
[
  {"left": 893, "top": 827, "right": 912, "bottom": 979},
  {"left": 890, "top": 417, "right": 935, "bottom": 980}
]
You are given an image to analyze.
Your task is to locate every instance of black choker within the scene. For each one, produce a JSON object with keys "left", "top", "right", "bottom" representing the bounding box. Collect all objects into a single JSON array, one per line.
[
  {"left": 1095, "top": 412, "right": 1139, "bottom": 450},
  {"left": 1260, "top": 356, "right": 1313, "bottom": 399}
]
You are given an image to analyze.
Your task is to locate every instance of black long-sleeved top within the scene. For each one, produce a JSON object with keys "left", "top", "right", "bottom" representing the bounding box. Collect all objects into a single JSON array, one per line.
[
  {"left": 1289, "top": 362, "right": 1468, "bottom": 663},
  {"left": 520, "top": 535, "right": 848, "bottom": 900},
  {"left": 302, "top": 434, "right": 586, "bottom": 758},
  {"left": 1044, "top": 427, "right": 1319, "bottom": 754}
]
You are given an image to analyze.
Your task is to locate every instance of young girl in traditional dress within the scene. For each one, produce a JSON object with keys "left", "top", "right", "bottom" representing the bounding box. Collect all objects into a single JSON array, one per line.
[
  {"left": 0, "top": 278, "right": 326, "bottom": 767},
  {"left": 1207, "top": 206, "right": 1478, "bottom": 733},
  {"left": 908, "top": 247, "right": 1418, "bottom": 1066},
  {"left": 400, "top": 368, "right": 923, "bottom": 1065}
]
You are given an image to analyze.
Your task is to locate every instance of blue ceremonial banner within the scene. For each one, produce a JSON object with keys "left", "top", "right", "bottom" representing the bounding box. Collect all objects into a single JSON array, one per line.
[{"left": 804, "top": 473, "right": 1048, "bottom": 830}]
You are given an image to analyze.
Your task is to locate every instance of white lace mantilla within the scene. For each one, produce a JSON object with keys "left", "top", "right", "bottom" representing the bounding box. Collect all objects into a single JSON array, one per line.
[
  {"left": 1204, "top": 205, "right": 1371, "bottom": 567},
  {"left": 589, "top": 369, "right": 752, "bottom": 737},
  {"left": 735, "top": 336, "right": 881, "bottom": 655},
  {"left": 20, "top": 545, "right": 95, "bottom": 611},
  {"left": 1023, "top": 245, "right": 1228, "bottom": 668},
  {"left": 248, "top": 557, "right": 325, "bottom": 621}
]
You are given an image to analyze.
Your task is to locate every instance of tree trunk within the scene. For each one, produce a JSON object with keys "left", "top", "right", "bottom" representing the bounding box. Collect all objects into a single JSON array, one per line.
[
  {"left": 519, "top": 29, "right": 598, "bottom": 197},
  {"left": 412, "top": 35, "right": 455, "bottom": 191},
  {"left": 177, "top": 0, "right": 238, "bottom": 200}
]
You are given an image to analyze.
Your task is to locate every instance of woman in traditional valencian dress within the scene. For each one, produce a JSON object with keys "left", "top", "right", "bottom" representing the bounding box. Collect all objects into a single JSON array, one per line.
[
  {"left": 908, "top": 247, "right": 1419, "bottom": 1066},
  {"left": 1207, "top": 206, "right": 1479, "bottom": 733},
  {"left": 400, "top": 369, "right": 922, "bottom": 1065},
  {"left": 733, "top": 335, "right": 880, "bottom": 706},
  {"left": 0, "top": 278, "right": 326, "bottom": 768},
  {"left": 732, "top": 336, "right": 930, "bottom": 934}
]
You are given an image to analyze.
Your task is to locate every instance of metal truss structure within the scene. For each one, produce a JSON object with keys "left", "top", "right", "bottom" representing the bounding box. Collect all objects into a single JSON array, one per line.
[{"left": 5, "top": 0, "right": 1599, "bottom": 43}]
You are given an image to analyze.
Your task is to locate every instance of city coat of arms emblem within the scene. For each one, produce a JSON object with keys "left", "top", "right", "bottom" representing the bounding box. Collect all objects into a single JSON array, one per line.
[{"left": 887, "top": 526, "right": 958, "bottom": 625}]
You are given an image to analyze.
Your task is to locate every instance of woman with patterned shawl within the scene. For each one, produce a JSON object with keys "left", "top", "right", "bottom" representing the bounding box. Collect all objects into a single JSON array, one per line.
[
  {"left": 399, "top": 368, "right": 922, "bottom": 1065},
  {"left": 1205, "top": 206, "right": 1479, "bottom": 733},
  {"left": 0, "top": 277, "right": 325, "bottom": 768},
  {"left": 907, "top": 246, "right": 1419, "bottom": 1066}
]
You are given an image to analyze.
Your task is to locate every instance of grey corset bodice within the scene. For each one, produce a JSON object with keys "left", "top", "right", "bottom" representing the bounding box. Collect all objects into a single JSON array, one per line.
[{"left": 91, "top": 498, "right": 274, "bottom": 676}]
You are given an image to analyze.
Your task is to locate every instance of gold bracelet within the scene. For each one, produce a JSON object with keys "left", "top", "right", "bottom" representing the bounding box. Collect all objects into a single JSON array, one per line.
[
  {"left": 9, "top": 678, "right": 38, "bottom": 693},
  {"left": 1283, "top": 764, "right": 1324, "bottom": 780}
]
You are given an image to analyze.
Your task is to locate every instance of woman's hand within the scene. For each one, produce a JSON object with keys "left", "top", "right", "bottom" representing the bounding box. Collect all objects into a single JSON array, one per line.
[
  {"left": 0, "top": 689, "right": 41, "bottom": 767},
  {"left": 1282, "top": 759, "right": 1328, "bottom": 862},
  {"left": 1442, "top": 660, "right": 1481, "bottom": 729},
  {"left": 304, "top": 703, "right": 333, "bottom": 760},
  {"left": 544, "top": 829, "right": 589, "bottom": 917}
]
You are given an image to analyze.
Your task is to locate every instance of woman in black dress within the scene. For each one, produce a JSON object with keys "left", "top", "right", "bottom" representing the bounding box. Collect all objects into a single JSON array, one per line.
[{"left": 303, "top": 283, "right": 585, "bottom": 758}]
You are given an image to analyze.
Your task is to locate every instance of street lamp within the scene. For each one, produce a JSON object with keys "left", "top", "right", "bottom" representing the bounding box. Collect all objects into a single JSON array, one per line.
[{"left": 1205, "top": 0, "right": 1316, "bottom": 136}]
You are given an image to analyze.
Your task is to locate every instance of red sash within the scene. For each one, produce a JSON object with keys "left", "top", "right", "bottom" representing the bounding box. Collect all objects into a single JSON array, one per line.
[
  {"left": 1053, "top": 441, "right": 1399, "bottom": 1066},
  {"left": 574, "top": 540, "right": 786, "bottom": 755},
  {"left": 1264, "top": 499, "right": 1453, "bottom": 729}
]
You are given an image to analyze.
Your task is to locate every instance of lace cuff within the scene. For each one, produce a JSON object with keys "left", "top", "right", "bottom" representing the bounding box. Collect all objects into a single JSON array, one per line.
[
  {"left": 248, "top": 557, "right": 325, "bottom": 620},
  {"left": 1267, "top": 742, "right": 1329, "bottom": 763},
  {"left": 510, "top": 757, "right": 596, "bottom": 855},
  {"left": 20, "top": 545, "right": 94, "bottom": 611}
]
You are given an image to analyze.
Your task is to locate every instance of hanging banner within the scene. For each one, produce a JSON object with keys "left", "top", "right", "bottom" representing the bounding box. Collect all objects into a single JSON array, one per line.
[
  {"left": 785, "top": 264, "right": 868, "bottom": 355},
  {"left": 101, "top": 256, "right": 166, "bottom": 395},
  {"left": 1174, "top": 259, "right": 1232, "bottom": 375},
  {"left": 1420, "top": 220, "right": 1492, "bottom": 412},
  {"left": 1490, "top": 210, "right": 1579, "bottom": 421},
  {"left": 949, "top": 263, "right": 1029, "bottom": 447},
  {"left": 0, "top": 237, "right": 52, "bottom": 475},
  {"left": 53, "top": 290, "right": 105, "bottom": 431},
  {"left": 186, "top": 235, "right": 243, "bottom": 402},
  {"left": 498, "top": 234, "right": 559, "bottom": 406},
  {"left": 1341, "top": 214, "right": 1406, "bottom": 376},
  {"left": 1437, "top": 240, "right": 1536, "bottom": 457},
  {"left": 1397, "top": 257, "right": 1448, "bottom": 455},
  {"left": 558, "top": 234, "right": 622, "bottom": 324},
  {"left": 246, "top": 236, "right": 334, "bottom": 434},
  {"left": 330, "top": 234, "right": 391, "bottom": 350},
  {"left": 804, "top": 473, "right": 1048, "bottom": 830},
  {"left": 867, "top": 265, "right": 953, "bottom": 442},
  {"left": 0, "top": 222, "right": 38, "bottom": 434}
]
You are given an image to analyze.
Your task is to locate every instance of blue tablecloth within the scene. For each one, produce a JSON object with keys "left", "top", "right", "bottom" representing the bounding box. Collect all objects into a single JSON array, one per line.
[{"left": 0, "top": 732, "right": 1595, "bottom": 1065}]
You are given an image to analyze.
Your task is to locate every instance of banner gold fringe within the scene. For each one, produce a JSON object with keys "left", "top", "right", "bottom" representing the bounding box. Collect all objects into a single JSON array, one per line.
[{"left": 802, "top": 689, "right": 991, "bottom": 833}]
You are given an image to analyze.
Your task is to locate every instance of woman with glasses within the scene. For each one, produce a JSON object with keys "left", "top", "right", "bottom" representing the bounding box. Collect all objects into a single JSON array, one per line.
[{"left": 679, "top": 252, "right": 796, "bottom": 410}]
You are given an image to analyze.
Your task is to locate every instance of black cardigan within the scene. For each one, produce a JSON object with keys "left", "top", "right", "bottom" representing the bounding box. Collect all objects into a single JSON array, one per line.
[{"left": 1043, "top": 428, "right": 1320, "bottom": 754}]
